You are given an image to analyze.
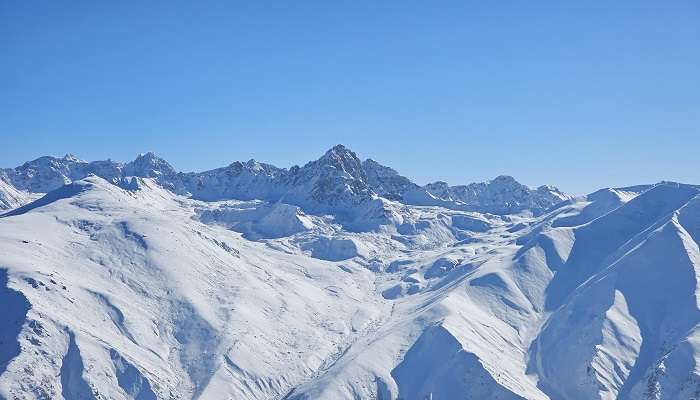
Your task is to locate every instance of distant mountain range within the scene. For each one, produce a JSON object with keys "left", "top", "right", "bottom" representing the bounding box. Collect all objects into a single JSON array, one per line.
[{"left": 0, "top": 145, "right": 570, "bottom": 218}]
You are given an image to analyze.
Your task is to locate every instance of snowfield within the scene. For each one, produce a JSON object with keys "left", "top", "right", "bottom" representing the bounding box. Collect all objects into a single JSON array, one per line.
[{"left": 0, "top": 146, "right": 699, "bottom": 400}]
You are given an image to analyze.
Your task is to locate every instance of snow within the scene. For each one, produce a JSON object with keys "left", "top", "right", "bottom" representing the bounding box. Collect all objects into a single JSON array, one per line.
[
  {"left": 0, "top": 147, "right": 698, "bottom": 399},
  {"left": 425, "top": 175, "right": 571, "bottom": 215},
  {"left": 0, "top": 174, "right": 35, "bottom": 211},
  {"left": 1, "top": 145, "right": 569, "bottom": 225},
  {"left": 391, "top": 325, "right": 526, "bottom": 400},
  {"left": 197, "top": 201, "right": 315, "bottom": 240}
]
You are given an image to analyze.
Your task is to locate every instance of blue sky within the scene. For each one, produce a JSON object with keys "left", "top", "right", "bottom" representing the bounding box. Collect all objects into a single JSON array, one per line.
[{"left": 2, "top": 1, "right": 698, "bottom": 194}]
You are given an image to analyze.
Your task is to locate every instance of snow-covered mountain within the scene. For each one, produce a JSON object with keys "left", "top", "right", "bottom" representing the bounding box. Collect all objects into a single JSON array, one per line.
[
  {"left": 362, "top": 158, "right": 569, "bottom": 215},
  {"left": 424, "top": 175, "right": 570, "bottom": 215},
  {"left": 1, "top": 146, "right": 697, "bottom": 400},
  {"left": 1, "top": 145, "right": 569, "bottom": 233}
]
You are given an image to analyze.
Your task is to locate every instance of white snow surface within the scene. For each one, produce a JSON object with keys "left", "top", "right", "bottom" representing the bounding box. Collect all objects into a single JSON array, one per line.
[
  {"left": 0, "top": 147, "right": 699, "bottom": 400},
  {"left": 0, "top": 178, "right": 30, "bottom": 210}
]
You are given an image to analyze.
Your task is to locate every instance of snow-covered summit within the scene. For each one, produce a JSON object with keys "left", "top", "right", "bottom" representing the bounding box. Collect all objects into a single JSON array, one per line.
[
  {"left": 2, "top": 152, "right": 177, "bottom": 194},
  {"left": 1, "top": 146, "right": 568, "bottom": 219},
  {"left": 123, "top": 152, "right": 176, "bottom": 178},
  {"left": 311, "top": 144, "right": 368, "bottom": 182},
  {"left": 6, "top": 155, "right": 94, "bottom": 192},
  {"left": 425, "top": 174, "right": 570, "bottom": 215}
]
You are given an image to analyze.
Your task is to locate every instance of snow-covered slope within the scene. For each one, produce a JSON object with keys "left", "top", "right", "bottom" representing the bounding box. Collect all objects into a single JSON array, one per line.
[
  {"left": 0, "top": 148, "right": 697, "bottom": 400},
  {"left": 0, "top": 177, "right": 385, "bottom": 400},
  {"left": 0, "top": 176, "right": 30, "bottom": 210}
]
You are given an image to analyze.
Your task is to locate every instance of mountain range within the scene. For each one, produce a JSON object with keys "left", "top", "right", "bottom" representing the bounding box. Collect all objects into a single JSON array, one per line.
[
  {"left": 0, "top": 145, "right": 569, "bottom": 216},
  {"left": 0, "top": 145, "right": 698, "bottom": 400}
]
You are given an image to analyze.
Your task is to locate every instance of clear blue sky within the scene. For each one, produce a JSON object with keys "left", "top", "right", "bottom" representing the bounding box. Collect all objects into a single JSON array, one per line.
[{"left": 2, "top": 1, "right": 698, "bottom": 194}]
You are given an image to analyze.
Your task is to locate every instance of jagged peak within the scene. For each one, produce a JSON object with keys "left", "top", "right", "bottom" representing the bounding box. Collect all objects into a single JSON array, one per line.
[
  {"left": 326, "top": 143, "right": 353, "bottom": 155},
  {"left": 62, "top": 153, "right": 83, "bottom": 163},
  {"left": 484, "top": 176, "right": 568, "bottom": 198},
  {"left": 491, "top": 175, "right": 519, "bottom": 184},
  {"left": 310, "top": 144, "right": 366, "bottom": 180},
  {"left": 125, "top": 152, "right": 175, "bottom": 177},
  {"left": 20, "top": 154, "right": 82, "bottom": 167},
  {"left": 537, "top": 184, "right": 558, "bottom": 191},
  {"left": 317, "top": 144, "right": 361, "bottom": 164},
  {"left": 226, "top": 159, "right": 281, "bottom": 176},
  {"left": 4, "top": 150, "right": 574, "bottom": 215},
  {"left": 133, "top": 151, "right": 162, "bottom": 162},
  {"left": 243, "top": 159, "right": 265, "bottom": 171}
]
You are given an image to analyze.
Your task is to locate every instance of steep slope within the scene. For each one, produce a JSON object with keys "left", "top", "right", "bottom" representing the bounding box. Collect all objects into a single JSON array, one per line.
[
  {"left": 0, "top": 176, "right": 30, "bottom": 210},
  {"left": 530, "top": 186, "right": 700, "bottom": 399},
  {"left": 362, "top": 159, "right": 417, "bottom": 201}
]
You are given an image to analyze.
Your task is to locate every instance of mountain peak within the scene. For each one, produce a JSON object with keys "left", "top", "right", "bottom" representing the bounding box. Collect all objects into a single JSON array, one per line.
[
  {"left": 319, "top": 144, "right": 358, "bottom": 162},
  {"left": 244, "top": 158, "right": 263, "bottom": 170},
  {"left": 134, "top": 151, "right": 160, "bottom": 161},
  {"left": 328, "top": 143, "right": 351, "bottom": 153},
  {"left": 62, "top": 153, "right": 82, "bottom": 163},
  {"left": 420, "top": 175, "right": 571, "bottom": 215},
  {"left": 491, "top": 175, "right": 519, "bottom": 185},
  {"left": 3, "top": 150, "right": 570, "bottom": 217},
  {"left": 125, "top": 152, "right": 175, "bottom": 177},
  {"left": 312, "top": 144, "right": 366, "bottom": 181}
]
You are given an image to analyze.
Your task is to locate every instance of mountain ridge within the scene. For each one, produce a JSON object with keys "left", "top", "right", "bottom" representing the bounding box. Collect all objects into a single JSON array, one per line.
[{"left": 0, "top": 145, "right": 570, "bottom": 217}]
